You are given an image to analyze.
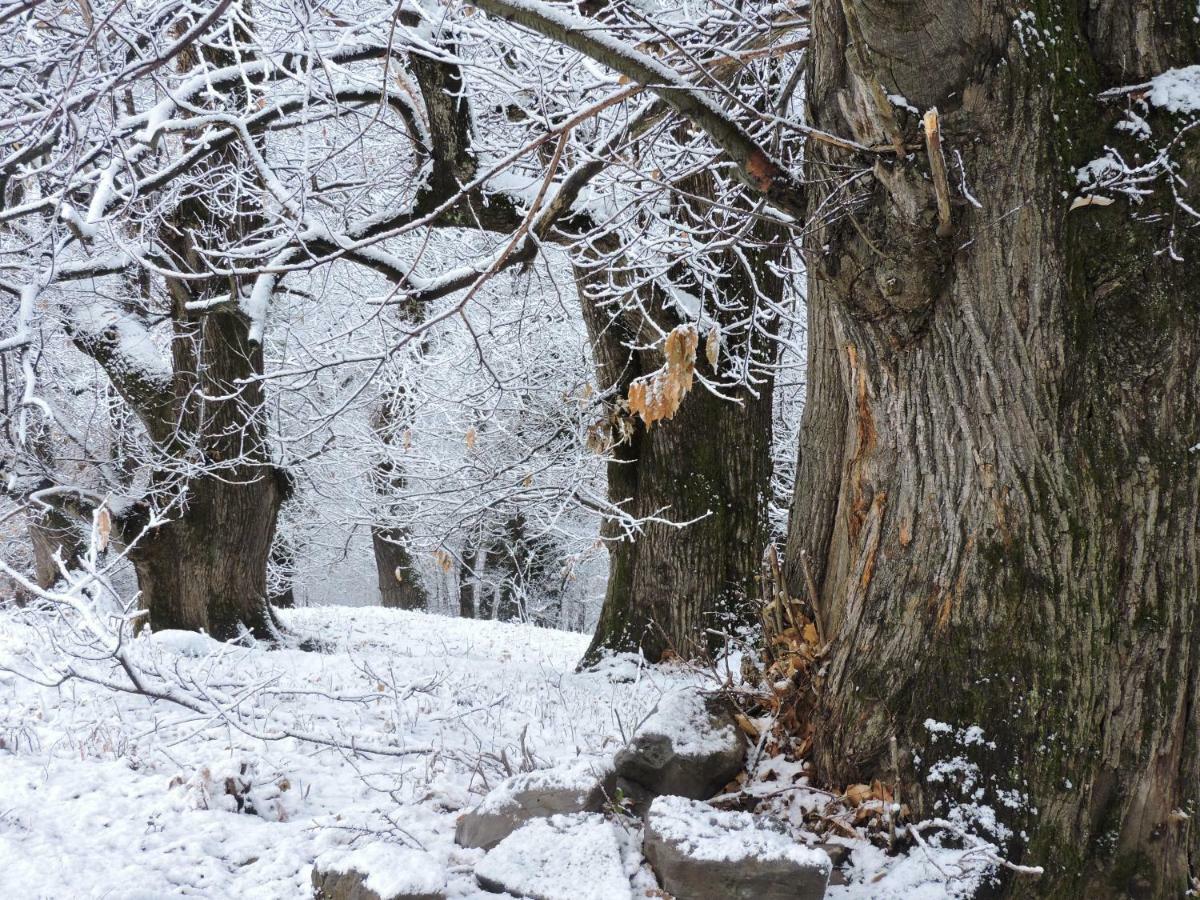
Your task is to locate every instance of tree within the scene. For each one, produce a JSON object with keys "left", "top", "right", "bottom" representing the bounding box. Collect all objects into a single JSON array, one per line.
[
  {"left": 370, "top": 391, "right": 428, "bottom": 611},
  {"left": 461, "top": 0, "right": 1200, "bottom": 892},
  {"left": 577, "top": 207, "right": 788, "bottom": 663},
  {"left": 0, "top": 0, "right": 570, "bottom": 636},
  {"left": 782, "top": 3, "right": 1200, "bottom": 895}
]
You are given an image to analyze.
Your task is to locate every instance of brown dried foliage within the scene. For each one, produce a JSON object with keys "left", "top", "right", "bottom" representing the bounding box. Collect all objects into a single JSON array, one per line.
[{"left": 627, "top": 324, "right": 698, "bottom": 427}]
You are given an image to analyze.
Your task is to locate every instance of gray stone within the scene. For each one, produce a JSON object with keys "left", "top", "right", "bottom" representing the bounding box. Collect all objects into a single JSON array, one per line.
[
  {"left": 455, "top": 757, "right": 616, "bottom": 850},
  {"left": 642, "top": 796, "right": 830, "bottom": 900},
  {"left": 311, "top": 845, "right": 446, "bottom": 900},
  {"left": 475, "top": 813, "right": 632, "bottom": 900},
  {"left": 614, "top": 688, "right": 745, "bottom": 801}
]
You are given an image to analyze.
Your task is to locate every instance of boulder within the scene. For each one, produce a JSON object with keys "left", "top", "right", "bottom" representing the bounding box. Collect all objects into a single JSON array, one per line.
[
  {"left": 614, "top": 687, "right": 745, "bottom": 801},
  {"left": 643, "top": 796, "right": 830, "bottom": 900},
  {"left": 475, "top": 813, "right": 632, "bottom": 900},
  {"left": 311, "top": 843, "right": 446, "bottom": 900},
  {"left": 455, "top": 756, "right": 616, "bottom": 850}
]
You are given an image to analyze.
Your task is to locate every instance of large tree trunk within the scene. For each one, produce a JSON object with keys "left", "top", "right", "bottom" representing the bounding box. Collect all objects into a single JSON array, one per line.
[
  {"left": 786, "top": 2, "right": 1200, "bottom": 895},
  {"left": 127, "top": 466, "right": 286, "bottom": 640},
  {"left": 580, "top": 218, "right": 784, "bottom": 663},
  {"left": 123, "top": 298, "right": 289, "bottom": 639}
]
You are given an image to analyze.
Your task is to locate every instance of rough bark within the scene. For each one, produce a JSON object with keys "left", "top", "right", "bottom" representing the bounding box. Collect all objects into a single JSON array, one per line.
[
  {"left": 580, "top": 217, "right": 785, "bottom": 663},
  {"left": 784, "top": 2, "right": 1200, "bottom": 896},
  {"left": 125, "top": 465, "right": 287, "bottom": 640}
]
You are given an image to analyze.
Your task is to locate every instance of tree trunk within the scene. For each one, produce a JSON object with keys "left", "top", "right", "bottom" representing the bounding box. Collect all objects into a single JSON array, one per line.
[
  {"left": 580, "top": 219, "right": 784, "bottom": 663},
  {"left": 369, "top": 388, "right": 428, "bottom": 612},
  {"left": 373, "top": 527, "right": 427, "bottom": 610},
  {"left": 27, "top": 505, "right": 83, "bottom": 589},
  {"left": 458, "top": 537, "right": 482, "bottom": 618},
  {"left": 786, "top": 2, "right": 1200, "bottom": 895},
  {"left": 126, "top": 466, "right": 286, "bottom": 640}
]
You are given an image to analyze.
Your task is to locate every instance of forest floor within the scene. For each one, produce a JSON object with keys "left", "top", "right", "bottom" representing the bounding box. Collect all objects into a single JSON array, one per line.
[{"left": 0, "top": 606, "right": 988, "bottom": 898}]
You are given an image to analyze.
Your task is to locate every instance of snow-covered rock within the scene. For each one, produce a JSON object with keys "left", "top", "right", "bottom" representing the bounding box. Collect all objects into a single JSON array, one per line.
[
  {"left": 474, "top": 813, "right": 631, "bottom": 900},
  {"left": 614, "top": 687, "right": 745, "bottom": 801},
  {"left": 311, "top": 843, "right": 446, "bottom": 900},
  {"left": 455, "top": 756, "right": 616, "bottom": 850},
  {"left": 643, "top": 796, "right": 830, "bottom": 900}
]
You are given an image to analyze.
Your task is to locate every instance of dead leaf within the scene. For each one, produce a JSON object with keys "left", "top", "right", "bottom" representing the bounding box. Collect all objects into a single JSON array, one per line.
[
  {"left": 627, "top": 325, "right": 698, "bottom": 427},
  {"left": 95, "top": 506, "right": 111, "bottom": 552},
  {"left": 465, "top": 427, "right": 477, "bottom": 449},
  {"left": 845, "top": 783, "right": 874, "bottom": 807},
  {"left": 705, "top": 326, "right": 720, "bottom": 369},
  {"left": 1070, "top": 194, "right": 1115, "bottom": 211}
]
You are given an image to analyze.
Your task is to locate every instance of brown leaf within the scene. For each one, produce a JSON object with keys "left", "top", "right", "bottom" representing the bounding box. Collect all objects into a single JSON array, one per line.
[
  {"left": 95, "top": 506, "right": 111, "bottom": 552},
  {"left": 705, "top": 326, "right": 720, "bottom": 369},
  {"left": 465, "top": 427, "right": 477, "bottom": 449},
  {"left": 734, "top": 713, "right": 760, "bottom": 740},
  {"left": 627, "top": 325, "right": 698, "bottom": 427},
  {"left": 844, "top": 783, "right": 874, "bottom": 807}
]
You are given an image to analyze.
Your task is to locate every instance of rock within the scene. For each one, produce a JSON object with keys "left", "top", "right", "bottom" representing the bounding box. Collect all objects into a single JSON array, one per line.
[
  {"left": 455, "top": 756, "right": 616, "bottom": 850},
  {"left": 817, "top": 842, "right": 852, "bottom": 887},
  {"left": 475, "top": 813, "right": 632, "bottom": 900},
  {"left": 613, "top": 687, "right": 745, "bottom": 801},
  {"left": 642, "top": 796, "right": 830, "bottom": 900},
  {"left": 816, "top": 841, "right": 853, "bottom": 869},
  {"left": 311, "top": 843, "right": 446, "bottom": 900}
]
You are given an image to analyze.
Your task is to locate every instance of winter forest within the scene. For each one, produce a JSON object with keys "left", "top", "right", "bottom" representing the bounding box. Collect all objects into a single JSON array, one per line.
[{"left": 0, "top": 0, "right": 1197, "bottom": 897}]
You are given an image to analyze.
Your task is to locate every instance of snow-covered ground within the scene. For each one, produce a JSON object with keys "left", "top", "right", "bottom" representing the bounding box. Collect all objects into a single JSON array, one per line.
[{"left": 0, "top": 606, "right": 990, "bottom": 898}]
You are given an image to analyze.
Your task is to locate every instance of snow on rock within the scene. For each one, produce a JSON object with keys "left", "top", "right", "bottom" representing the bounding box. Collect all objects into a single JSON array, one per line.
[
  {"left": 643, "top": 796, "right": 830, "bottom": 900},
  {"left": 455, "top": 755, "right": 616, "bottom": 849},
  {"left": 1147, "top": 66, "right": 1200, "bottom": 115},
  {"left": 474, "top": 813, "right": 632, "bottom": 900},
  {"left": 613, "top": 686, "right": 745, "bottom": 801},
  {"left": 312, "top": 843, "right": 446, "bottom": 900}
]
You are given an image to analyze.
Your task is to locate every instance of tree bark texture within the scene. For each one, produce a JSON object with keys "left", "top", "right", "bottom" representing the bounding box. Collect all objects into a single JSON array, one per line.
[
  {"left": 785, "top": 1, "right": 1200, "bottom": 896},
  {"left": 580, "top": 213, "right": 786, "bottom": 663},
  {"left": 122, "top": 298, "right": 289, "bottom": 640}
]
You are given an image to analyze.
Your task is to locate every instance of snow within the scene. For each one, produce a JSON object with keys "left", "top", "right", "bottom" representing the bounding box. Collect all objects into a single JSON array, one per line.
[
  {"left": 0, "top": 606, "right": 689, "bottom": 898},
  {"left": 1147, "top": 65, "right": 1200, "bottom": 114},
  {"left": 0, "top": 604, "right": 1007, "bottom": 899},
  {"left": 147, "top": 629, "right": 227, "bottom": 657},
  {"left": 69, "top": 300, "right": 170, "bottom": 382},
  {"left": 316, "top": 842, "right": 446, "bottom": 898},
  {"left": 648, "top": 795, "right": 830, "bottom": 869},
  {"left": 474, "top": 813, "right": 632, "bottom": 900},
  {"left": 636, "top": 686, "right": 736, "bottom": 756},
  {"left": 475, "top": 755, "right": 613, "bottom": 814}
]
